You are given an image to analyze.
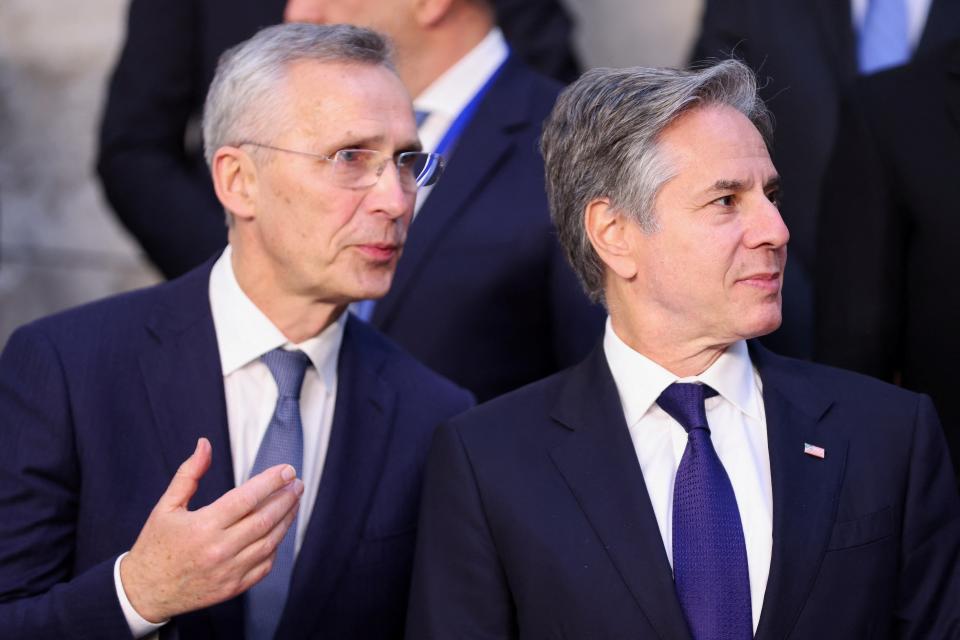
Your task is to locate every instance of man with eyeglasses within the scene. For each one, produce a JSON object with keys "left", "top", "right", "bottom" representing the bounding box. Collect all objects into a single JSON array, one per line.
[{"left": 0, "top": 23, "right": 472, "bottom": 640}]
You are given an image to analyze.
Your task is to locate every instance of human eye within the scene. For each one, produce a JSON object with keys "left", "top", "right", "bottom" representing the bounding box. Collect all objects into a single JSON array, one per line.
[
  {"left": 337, "top": 149, "right": 369, "bottom": 165},
  {"left": 710, "top": 194, "right": 735, "bottom": 207},
  {"left": 765, "top": 187, "right": 782, "bottom": 208}
]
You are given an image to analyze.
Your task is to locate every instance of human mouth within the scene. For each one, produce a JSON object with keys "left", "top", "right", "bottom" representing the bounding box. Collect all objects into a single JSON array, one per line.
[
  {"left": 737, "top": 271, "right": 781, "bottom": 293},
  {"left": 356, "top": 243, "right": 401, "bottom": 262}
]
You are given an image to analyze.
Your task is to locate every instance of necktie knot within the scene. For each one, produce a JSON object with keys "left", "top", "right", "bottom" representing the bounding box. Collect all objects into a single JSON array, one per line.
[
  {"left": 262, "top": 348, "right": 310, "bottom": 399},
  {"left": 656, "top": 382, "right": 718, "bottom": 433}
]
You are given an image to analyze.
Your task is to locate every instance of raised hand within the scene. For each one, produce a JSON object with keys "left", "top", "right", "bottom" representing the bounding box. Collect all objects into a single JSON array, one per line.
[{"left": 119, "top": 437, "right": 303, "bottom": 622}]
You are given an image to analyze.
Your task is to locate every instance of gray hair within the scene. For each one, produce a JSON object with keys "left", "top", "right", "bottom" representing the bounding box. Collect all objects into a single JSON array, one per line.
[
  {"left": 540, "top": 59, "right": 772, "bottom": 304},
  {"left": 202, "top": 22, "right": 395, "bottom": 168}
]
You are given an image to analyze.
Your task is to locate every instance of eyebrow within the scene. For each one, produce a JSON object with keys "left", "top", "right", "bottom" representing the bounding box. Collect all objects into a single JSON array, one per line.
[
  {"left": 702, "top": 174, "right": 781, "bottom": 195},
  {"left": 329, "top": 134, "right": 422, "bottom": 155}
]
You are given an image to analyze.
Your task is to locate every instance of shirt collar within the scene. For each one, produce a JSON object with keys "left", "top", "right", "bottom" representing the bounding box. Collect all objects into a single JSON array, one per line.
[
  {"left": 209, "top": 245, "right": 345, "bottom": 388},
  {"left": 414, "top": 27, "right": 509, "bottom": 120},
  {"left": 602, "top": 318, "right": 762, "bottom": 426}
]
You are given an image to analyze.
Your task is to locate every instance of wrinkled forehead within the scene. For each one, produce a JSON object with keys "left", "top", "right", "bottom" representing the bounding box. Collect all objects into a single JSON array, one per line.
[{"left": 274, "top": 59, "right": 417, "bottom": 148}]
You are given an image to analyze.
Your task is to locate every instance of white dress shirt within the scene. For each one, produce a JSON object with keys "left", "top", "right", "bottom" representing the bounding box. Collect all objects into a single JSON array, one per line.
[
  {"left": 603, "top": 319, "right": 773, "bottom": 633},
  {"left": 115, "top": 246, "right": 344, "bottom": 637},
  {"left": 412, "top": 27, "right": 509, "bottom": 215},
  {"left": 851, "top": 0, "right": 933, "bottom": 49}
]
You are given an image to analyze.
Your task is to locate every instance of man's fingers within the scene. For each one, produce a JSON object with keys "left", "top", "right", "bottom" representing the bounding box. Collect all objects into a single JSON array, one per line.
[
  {"left": 233, "top": 494, "right": 300, "bottom": 572},
  {"left": 206, "top": 463, "right": 298, "bottom": 527},
  {"left": 159, "top": 437, "right": 213, "bottom": 511},
  {"left": 227, "top": 479, "right": 303, "bottom": 551}
]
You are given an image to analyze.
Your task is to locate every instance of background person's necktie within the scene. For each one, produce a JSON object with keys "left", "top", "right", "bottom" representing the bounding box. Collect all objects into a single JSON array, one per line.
[
  {"left": 244, "top": 348, "right": 309, "bottom": 640},
  {"left": 858, "top": 0, "right": 910, "bottom": 74},
  {"left": 657, "top": 382, "right": 752, "bottom": 640}
]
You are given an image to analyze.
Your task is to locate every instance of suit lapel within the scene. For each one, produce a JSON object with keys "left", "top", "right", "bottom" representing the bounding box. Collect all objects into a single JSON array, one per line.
[
  {"left": 548, "top": 346, "right": 692, "bottom": 639},
  {"left": 276, "top": 317, "right": 397, "bottom": 636},
  {"left": 750, "top": 344, "right": 847, "bottom": 640},
  {"left": 373, "top": 57, "right": 532, "bottom": 329},
  {"left": 138, "top": 261, "right": 242, "bottom": 639}
]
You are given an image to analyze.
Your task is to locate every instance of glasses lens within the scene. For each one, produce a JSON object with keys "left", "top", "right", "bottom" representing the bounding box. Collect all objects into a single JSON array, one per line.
[
  {"left": 398, "top": 152, "right": 444, "bottom": 189},
  {"left": 332, "top": 149, "right": 380, "bottom": 188}
]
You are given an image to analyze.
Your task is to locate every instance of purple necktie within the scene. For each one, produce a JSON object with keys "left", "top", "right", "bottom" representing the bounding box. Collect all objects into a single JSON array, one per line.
[{"left": 657, "top": 382, "right": 752, "bottom": 640}]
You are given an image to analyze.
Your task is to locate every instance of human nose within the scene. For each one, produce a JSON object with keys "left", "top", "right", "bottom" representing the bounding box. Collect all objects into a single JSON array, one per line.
[
  {"left": 367, "top": 159, "right": 412, "bottom": 220},
  {"left": 745, "top": 195, "right": 790, "bottom": 250}
]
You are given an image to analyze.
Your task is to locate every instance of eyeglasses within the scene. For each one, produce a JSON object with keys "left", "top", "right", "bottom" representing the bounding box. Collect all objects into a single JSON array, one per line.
[{"left": 238, "top": 142, "right": 444, "bottom": 193}]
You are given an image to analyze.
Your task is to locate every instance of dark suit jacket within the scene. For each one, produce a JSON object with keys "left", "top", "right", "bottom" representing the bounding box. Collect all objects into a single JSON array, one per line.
[
  {"left": 0, "top": 260, "right": 473, "bottom": 639},
  {"left": 816, "top": 40, "right": 960, "bottom": 477},
  {"left": 96, "top": 0, "right": 580, "bottom": 279},
  {"left": 370, "top": 57, "right": 603, "bottom": 402},
  {"left": 97, "top": 0, "right": 286, "bottom": 279},
  {"left": 690, "top": 0, "right": 960, "bottom": 359},
  {"left": 407, "top": 342, "right": 960, "bottom": 638}
]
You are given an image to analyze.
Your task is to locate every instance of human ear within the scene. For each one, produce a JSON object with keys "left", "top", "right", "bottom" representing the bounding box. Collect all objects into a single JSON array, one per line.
[
  {"left": 412, "top": 0, "right": 454, "bottom": 27},
  {"left": 584, "top": 198, "right": 639, "bottom": 280},
  {"left": 211, "top": 146, "right": 259, "bottom": 223}
]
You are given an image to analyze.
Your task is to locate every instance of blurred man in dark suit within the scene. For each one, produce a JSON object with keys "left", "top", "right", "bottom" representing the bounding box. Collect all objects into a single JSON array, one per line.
[
  {"left": 407, "top": 60, "right": 960, "bottom": 639},
  {"left": 816, "top": 38, "right": 960, "bottom": 482},
  {"left": 284, "top": 0, "right": 603, "bottom": 401},
  {"left": 1, "top": 24, "right": 471, "bottom": 639}
]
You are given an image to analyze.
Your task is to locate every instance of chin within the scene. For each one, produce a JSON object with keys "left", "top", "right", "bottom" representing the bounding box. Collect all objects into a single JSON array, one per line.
[{"left": 737, "top": 307, "right": 783, "bottom": 340}]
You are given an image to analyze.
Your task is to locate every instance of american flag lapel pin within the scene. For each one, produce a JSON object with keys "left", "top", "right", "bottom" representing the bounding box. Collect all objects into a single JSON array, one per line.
[{"left": 804, "top": 442, "right": 826, "bottom": 459}]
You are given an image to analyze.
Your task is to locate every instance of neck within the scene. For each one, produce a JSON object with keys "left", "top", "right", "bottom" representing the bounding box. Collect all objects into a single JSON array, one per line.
[
  {"left": 607, "top": 295, "right": 732, "bottom": 377},
  {"left": 612, "top": 318, "right": 729, "bottom": 377},
  {"left": 230, "top": 245, "right": 344, "bottom": 344},
  {"left": 399, "top": 10, "right": 494, "bottom": 97}
]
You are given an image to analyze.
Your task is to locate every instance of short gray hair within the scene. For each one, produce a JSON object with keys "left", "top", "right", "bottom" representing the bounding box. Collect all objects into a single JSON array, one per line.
[
  {"left": 202, "top": 23, "right": 395, "bottom": 168},
  {"left": 540, "top": 59, "right": 772, "bottom": 304}
]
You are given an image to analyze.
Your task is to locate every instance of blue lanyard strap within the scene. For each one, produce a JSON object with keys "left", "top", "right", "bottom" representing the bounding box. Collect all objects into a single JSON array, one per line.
[{"left": 433, "top": 52, "right": 511, "bottom": 159}]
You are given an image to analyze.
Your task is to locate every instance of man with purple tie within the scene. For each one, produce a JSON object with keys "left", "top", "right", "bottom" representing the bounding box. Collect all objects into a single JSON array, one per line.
[{"left": 406, "top": 60, "right": 960, "bottom": 638}]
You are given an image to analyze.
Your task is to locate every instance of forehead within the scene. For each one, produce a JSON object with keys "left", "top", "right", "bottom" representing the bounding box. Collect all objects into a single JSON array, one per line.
[
  {"left": 656, "top": 104, "right": 774, "bottom": 183},
  {"left": 276, "top": 59, "right": 416, "bottom": 146}
]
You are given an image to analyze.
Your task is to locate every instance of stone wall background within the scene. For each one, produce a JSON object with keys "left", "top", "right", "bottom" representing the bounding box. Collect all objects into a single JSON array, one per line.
[{"left": 0, "top": 0, "right": 702, "bottom": 348}]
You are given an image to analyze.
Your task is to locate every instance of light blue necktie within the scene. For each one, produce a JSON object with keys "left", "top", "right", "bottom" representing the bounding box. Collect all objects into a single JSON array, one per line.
[
  {"left": 858, "top": 0, "right": 910, "bottom": 74},
  {"left": 244, "top": 348, "right": 309, "bottom": 640}
]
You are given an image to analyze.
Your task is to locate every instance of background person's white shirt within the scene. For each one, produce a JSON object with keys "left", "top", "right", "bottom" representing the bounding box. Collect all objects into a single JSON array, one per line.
[
  {"left": 412, "top": 27, "right": 509, "bottom": 215},
  {"left": 603, "top": 318, "right": 773, "bottom": 633}
]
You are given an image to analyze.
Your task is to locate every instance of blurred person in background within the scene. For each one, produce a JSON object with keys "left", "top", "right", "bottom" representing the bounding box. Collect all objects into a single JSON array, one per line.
[
  {"left": 284, "top": 0, "right": 603, "bottom": 402},
  {"left": 816, "top": 38, "right": 960, "bottom": 484}
]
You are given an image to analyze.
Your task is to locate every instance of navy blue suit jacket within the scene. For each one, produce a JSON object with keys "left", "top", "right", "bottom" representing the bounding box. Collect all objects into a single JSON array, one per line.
[
  {"left": 407, "top": 342, "right": 960, "bottom": 638},
  {"left": 370, "top": 57, "right": 603, "bottom": 402},
  {"left": 0, "top": 261, "right": 473, "bottom": 639}
]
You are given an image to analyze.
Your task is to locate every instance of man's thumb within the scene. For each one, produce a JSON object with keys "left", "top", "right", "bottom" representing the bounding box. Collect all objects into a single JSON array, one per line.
[{"left": 160, "top": 437, "right": 212, "bottom": 510}]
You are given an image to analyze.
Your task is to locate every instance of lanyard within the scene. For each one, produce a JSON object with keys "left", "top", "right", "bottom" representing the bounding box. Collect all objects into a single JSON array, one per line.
[{"left": 433, "top": 53, "right": 511, "bottom": 159}]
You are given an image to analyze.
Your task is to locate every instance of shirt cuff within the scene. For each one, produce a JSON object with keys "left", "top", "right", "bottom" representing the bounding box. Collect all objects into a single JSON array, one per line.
[{"left": 113, "top": 552, "right": 168, "bottom": 638}]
